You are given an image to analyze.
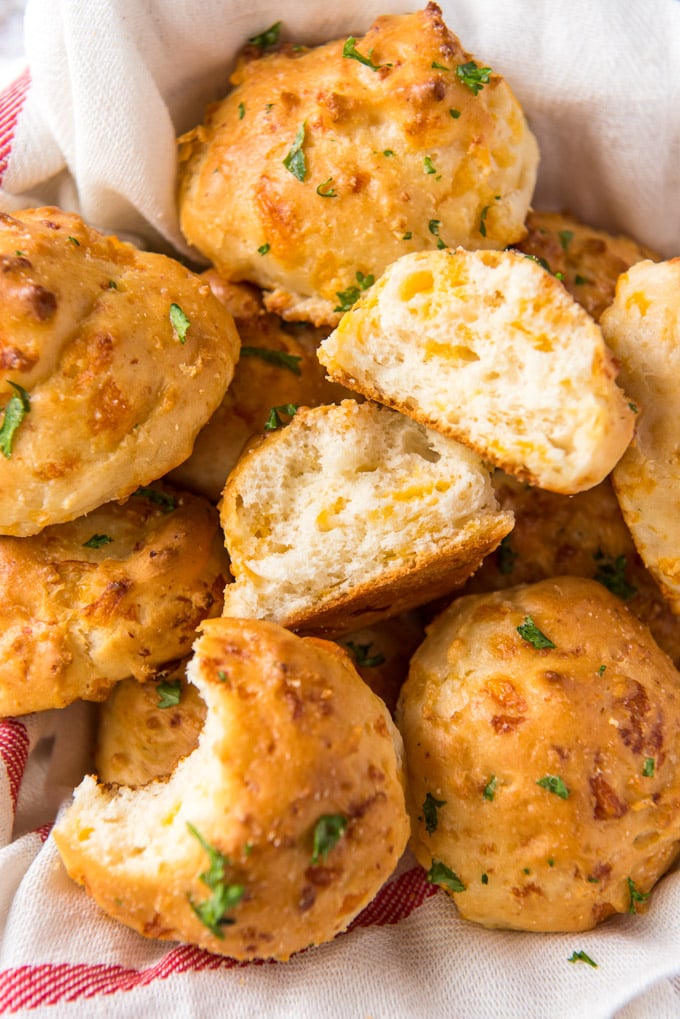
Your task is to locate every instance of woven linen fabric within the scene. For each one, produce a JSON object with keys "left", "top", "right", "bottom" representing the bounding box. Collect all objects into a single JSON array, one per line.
[{"left": 0, "top": 1, "right": 680, "bottom": 1016}]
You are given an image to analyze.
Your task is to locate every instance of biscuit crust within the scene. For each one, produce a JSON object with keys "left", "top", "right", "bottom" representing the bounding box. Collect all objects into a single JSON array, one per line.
[{"left": 178, "top": 4, "right": 538, "bottom": 325}]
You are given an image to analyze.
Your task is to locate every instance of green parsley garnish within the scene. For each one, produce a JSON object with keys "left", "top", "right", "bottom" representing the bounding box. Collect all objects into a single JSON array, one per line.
[
  {"left": 248, "top": 21, "right": 281, "bottom": 49},
  {"left": 536, "top": 774, "right": 570, "bottom": 799},
  {"left": 428, "top": 219, "right": 446, "bottom": 249},
  {"left": 15, "top": 250, "right": 25, "bottom": 256},
  {"left": 627, "top": 877, "right": 650, "bottom": 914},
  {"left": 108, "top": 279, "right": 117, "bottom": 289},
  {"left": 82, "top": 533, "right": 113, "bottom": 549},
  {"left": 431, "top": 61, "right": 450, "bottom": 71},
  {"left": 343, "top": 641, "right": 386, "bottom": 668},
  {"left": 523, "top": 252, "right": 552, "bottom": 273},
  {"left": 427, "top": 860, "right": 466, "bottom": 893},
  {"left": 67, "top": 235, "right": 80, "bottom": 246},
  {"left": 481, "top": 873, "right": 489, "bottom": 884},
  {"left": 423, "top": 155, "right": 437, "bottom": 175},
  {"left": 593, "top": 550, "right": 637, "bottom": 600},
  {"left": 548, "top": 857, "right": 555, "bottom": 867},
  {"left": 643, "top": 757, "right": 655, "bottom": 777},
  {"left": 283, "top": 122, "right": 307, "bottom": 182},
  {"left": 479, "top": 205, "right": 490, "bottom": 237},
  {"left": 456, "top": 61, "right": 492, "bottom": 95},
  {"left": 449, "top": 108, "right": 461, "bottom": 119},
  {"left": 403, "top": 231, "right": 413, "bottom": 240},
  {"left": 342, "top": 36, "right": 392, "bottom": 71},
  {"left": 316, "top": 177, "right": 338, "bottom": 198},
  {"left": 497, "top": 535, "right": 518, "bottom": 575},
  {"left": 574, "top": 274, "right": 588, "bottom": 285},
  {"left": 264, "top": 403, "right": 298, "bottom": 431},
  {"left": 383, "top": 149, "right": 395, "bottom": 157},
  {"left": 628, "top": 401, "right": 638, "bottom": 413},
  {"left": 483, "top": 775, "right": 497, "bottom": 802},
  {"left": 422, "top": 792, "right": 446, "bottom": 835},
  {"left": 311, "top": 814, "right": 348, "bottom": 864},
  {"left": 517, "top": 616, "right": 555, "bottom": 649},
  {"left": 240, "top": 346, "right": 302, "bottom": 375},
  {"left": 598, "top": 664, "right": 607, "bottom": 675},
  {"left": 133, "top": 487, "right": 176, "bottom": 513},
  {"left": 334, "top": 270, "right": 374, "bottom": 312},
  {"left": 0, "top": 381, "right": 30, "bottom": 459},
  {"left": 257, "top": 242, "right": 271, "bottom": 255},
  {"left": 558, "top": 229, "right": 574, "bottom": 251},
  {"left": 187, "top": 823, "right": 244, "bottom": 937},
  {"left": 238, "top": 101, "right": 245, "bottom": 120},
  {"left": 169, "top": 302, "right": 190, "bottom": 344},
  {"left": 157, "top": 680, "right": 182, "bottom": 708},
  {"left": 568, "top": 950, "right": 597, "bottom": 968}
]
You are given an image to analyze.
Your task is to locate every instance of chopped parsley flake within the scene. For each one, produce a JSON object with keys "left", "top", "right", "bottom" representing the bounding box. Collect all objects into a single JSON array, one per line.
[
  {"left": 0, "top": 381, "right": 30, "bottom": 458},
  {"left": 558, "top": 229, "right": 574, "bottom": 251},
  {"left": 283, "top": 122, "right": 307, "bottom": 182},
  {"left": 568, "top": 950, "right": 598, "bottom": 968},
  {"left": 217, "top": 670, "right": 229, "bottom": 682},
  {"left": 431, "top": 61, "right": 450, "bottom": 70},
  {"left": 157, "top": 680, "right": 182, "bottom": 708},
  {"left": 133, "top": 487, "right": 176, "bottom": 513},
  {"left": 240, "top": 345, "right": 302, "bottom": 375},
  {"left": 169, "top": 303, "right": 190, "bottom": 344},
  {"left": 598, "top": 664, "right": 607, "bottom": 675},
  {"left": 238, "top": 101, "right": 245, "bottom": 120},
  {"left": 483, "top": 775, "right": 497, "bottom": 802},
  {"left": 428, "top": 219, "right": 446, "bottom": 249},
  {"left": 593, "top": 550, "right": 637, "bottom": 600},
  {"left": 456, "top": 61, "right": 492, "bottom": 95},
  {"left": 342, "top": 36, "right": 392, "bottom": 71},
  {"left": 334, "top": 270, "right": 375, "bottom": 312},
  {"left": 343, "top": 640, "right": 386, "bottom": 668},
  {"left": 422, "top": 792, "right": 446, "bottom": 835},
  {"left": 481, "top": 873, "right": 489, "bottom": 884},
  {"left": 449, "top": 108, "right": 461, "bottom": 119},
  {"left": 257, "top": 242, "right": 271, "bottom": 255},
  {"left": 627, "top": 877, "right": 650, "bottom": 914},
  {"left": 536, "top": 774, "right": 570, "bottom": 799},
  {"left": 479, "top": 205, "right": 490, "bottom": 237},
  {"left": 187, "top": 823, "right": 244, "bottom": 937},
  {"left": 548, "top": 857, "right": 555, "bottom": 867},
  {"left": 403, "top": 231, "right": 413, "bottom": 240},
  {"left": 423, "top": 155, "right": 437, "bottom": 175},
  {"left": 264, "top": 403, "right": 298, "bottom": 431},
  {"left": 67, "top": 235, "right": 80, "bottom": 246},
  {"left": 628, "top": 401, "right": 638, "bottom": 413},
  {"left": 497, "top": 535, "right": 518, "bottom": 575},
  {"left": 643, "top": 757, "right": 655, "bottom": 777},
  {"left": 427, "top": 860, "right": 466, "bottom": 893},
  {"left": 574, "top": 274, "right": 589, "bottom": 285},
  {"left": 517, "top": 616, "right": 555, "bottom": 649},
  {"left": 82, "top": 533, "right": 113, "bottom": 549},
  {"left": 108, "top": 279, "right": 117, "bottom": 289},
  {"left": 316, "top": 177, "right": 338, "bottom": 198},
  {"left": 248, "top": 21, "right": 281, "bottom": 49},
  {"left": 523, "top": 252, "right": 552, "bottom": 273},
  {"left": 311, "top": 814, "right": 348, "bottom": 864}
]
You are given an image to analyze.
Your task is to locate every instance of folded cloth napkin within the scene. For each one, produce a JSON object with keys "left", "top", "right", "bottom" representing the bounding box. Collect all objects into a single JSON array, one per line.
[{"left": 0, "top": 1, "right": 680, "bottom": 1017}]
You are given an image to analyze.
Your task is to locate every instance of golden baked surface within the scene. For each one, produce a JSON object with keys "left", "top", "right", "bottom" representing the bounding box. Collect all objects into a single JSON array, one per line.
[
  {"left": 0, "top": 485, "right": 228, "bottom": 716},
  {"left": 95, "top": 665, "right": 206, "bottom": 787},
  {"left": 0, "top": 207, "right": 240, "bottom": 535},
  {"left": 397, "top": 576, "right": 680, "bottom": 932},
  {"left": 54, "top": 617, "right": 410, "bottom": 961},
  {"left": 178, "top": 3, "right": 538, "bottom": 325},
  {"left": 318, "top": 248, "right": 635, "bottom": 493},
  {"left": 220, "top": 399, "right": 513, "bottom": 635},
  {"left": 516, "top": 210, "right": 658, "bottom": 322},
  {"left": 600, "top": 258, "right": 680, "bottom": 614},
  {"left": 464, "top": 474, "right": 680, "bottom": 668}
]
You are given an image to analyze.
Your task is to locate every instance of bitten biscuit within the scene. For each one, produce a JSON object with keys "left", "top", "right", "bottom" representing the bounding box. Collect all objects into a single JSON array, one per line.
[
  {"left": 600, "top": 259, "right": 680, "bottom": 614},
  {"left": 0, "top": 208, "right": 240, "bottom": 535},
  {"left": 515, "top": 210, "right": 658, "bottom": 322},
  {"left": 318, "top": 248, "right": 635, "bottom": 493},
  {"left": 95, "top": 664, "right": 206, "bottom": 787},
  {"left": 220, "top": 399, "right": 513, "bottom": 636},
  {"left": 397, "top": 576, "right": 680, "bottom": 932},
  {"left": 0, "top": 485, "right": 228, "bottom": 716},
  {"left": 54, "top": 617, "right": 410, "bottom": 961},
  {"left": 178, "top": 4, "right": 538, "bottom": 326},
  {"left": 464, "top": 474, "right": 680, "bottom": 668}
]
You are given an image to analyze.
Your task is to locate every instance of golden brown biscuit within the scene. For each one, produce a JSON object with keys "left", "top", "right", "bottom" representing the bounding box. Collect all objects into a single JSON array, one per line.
[
  {"left": 178, "top": 4, "right": 538, "bottom": 326},
  {"left": 220, "top": 400, "right": 513, "bottom": 636},
  {"left": 168, "top": 310, "right": 348, "bottom": 501},
  {"left": 397, "top": 576, "right": 680, "bottom": 932},
  {"left": 54, "top": 617, "right": 410, "bottom": 961},
  {"left": 0, "top": 208, "right": 240, "bottom": 535},
  {"left": 95, "top": 663, "right": 206, "bottom": 787},
  {"left": 0, "top": 485, "right": 228, "bottom": 716},
  {"left": 318, "top": 248, "right": 635, "bottom": 493},
  {"left": 464, "top": 474, "right": 680, "bottom": 668},
  {"left": 515, "top": 210, "right": 659, "bottom": 322},
  {"left": 600, "top": 259, "right": 680, "bottom": 614}
]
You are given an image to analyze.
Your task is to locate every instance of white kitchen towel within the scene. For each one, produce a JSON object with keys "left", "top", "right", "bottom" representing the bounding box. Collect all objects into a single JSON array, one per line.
[{"left": 0, "top": 1, "right": 680, "bottom": 1017}]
